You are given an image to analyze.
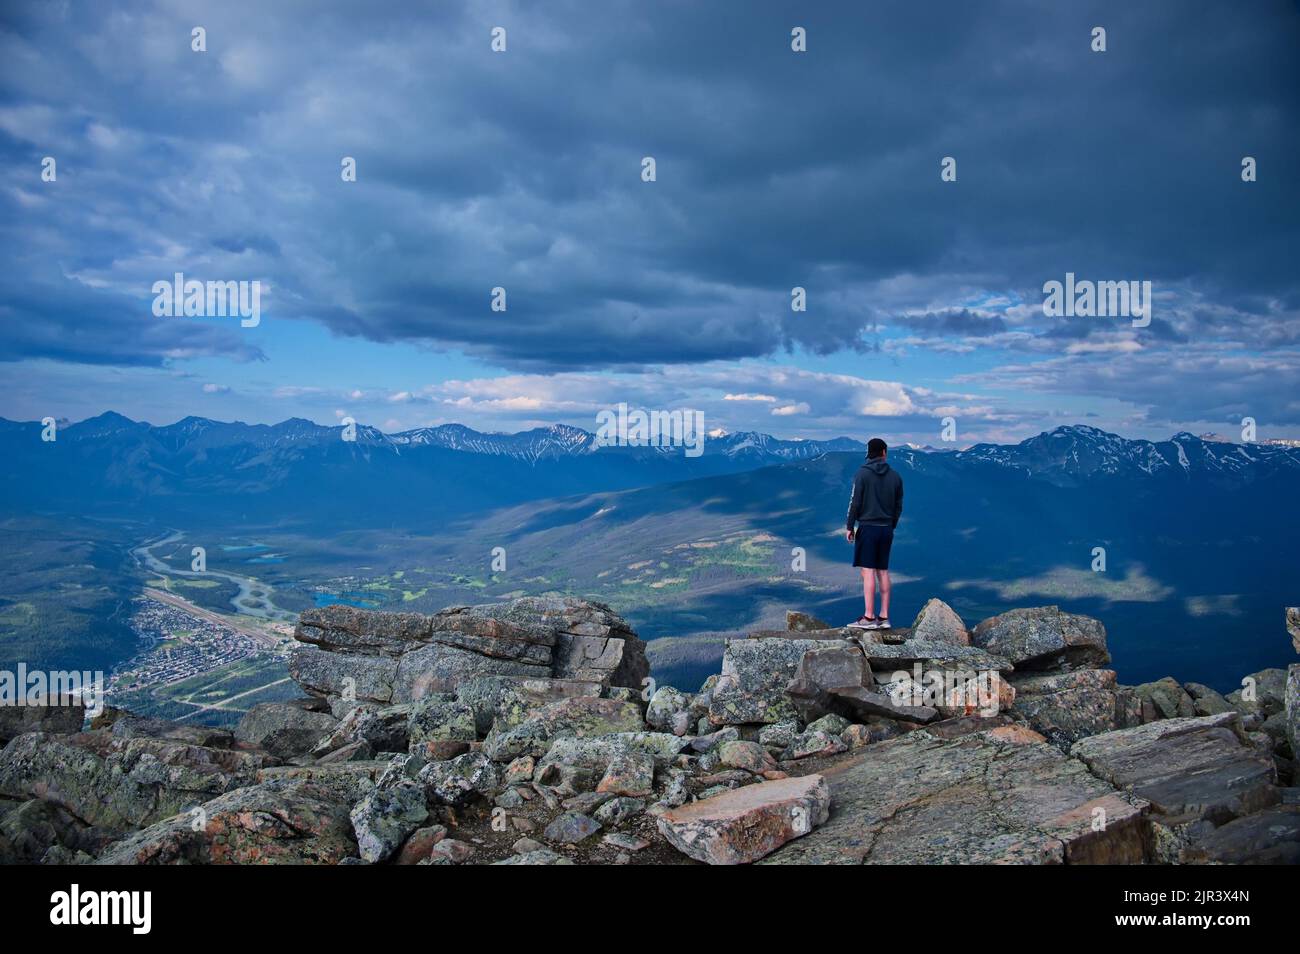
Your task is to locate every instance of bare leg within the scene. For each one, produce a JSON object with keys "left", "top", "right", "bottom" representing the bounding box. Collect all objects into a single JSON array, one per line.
[
  {"left": 861, "top": 568, "right": 876, "bottom": 617},
  {"left": 878, "top": 570, "right": 891, "bottom": 621}
]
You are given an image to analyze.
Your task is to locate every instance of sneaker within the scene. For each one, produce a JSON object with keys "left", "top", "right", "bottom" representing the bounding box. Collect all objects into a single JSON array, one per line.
[
  {"left": 846, "top": 615, "right": 876, "bottom": 630},
  {"left": 871, "top": 617, "right": 892, "bottom": 630}
]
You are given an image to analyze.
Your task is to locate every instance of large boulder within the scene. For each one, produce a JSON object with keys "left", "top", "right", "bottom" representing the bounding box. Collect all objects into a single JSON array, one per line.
[
  {"left": 709, "top": 638, "right": 829, "bottom": 725},
  {"left": 94, "top": 779, "right": 358, "bottom": 864},
  {"left": 350, "top": 780, "right": 429, "bottom": 863},
  {"left": 658, "top": 774, "right": 830, "bottom": 864},
  {"left": 235, "top": 702, "right": 338, "bottom": 759},
  {"left": 784, "top": 642, "right": 872, "bottom": 723},
  {"left": 290, "top": 597, "right": 649, "bottom": 713},
  {"left": 1070, "top": 713, "right": 1279, "bottom": 862},
  {"left": 764, "top": 724, "right": 1147, "bottom": 864},
  {"left": 1226, "top": 668, "right": 1288, "bottom": 718},
  {"left": 909, "top": 599, "right": 969, "bottom": 645},
  {"left": 970, "top": 606, "right": 1109, "bottom": 671},
  {"left": 1010, "top": 669, "right": 1120, "bottom": 747}
]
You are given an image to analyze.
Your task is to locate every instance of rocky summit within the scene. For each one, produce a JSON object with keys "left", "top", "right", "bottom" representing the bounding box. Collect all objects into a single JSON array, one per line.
[{"left": 1, "top": 597, "right": 1297, "bottom": 865}]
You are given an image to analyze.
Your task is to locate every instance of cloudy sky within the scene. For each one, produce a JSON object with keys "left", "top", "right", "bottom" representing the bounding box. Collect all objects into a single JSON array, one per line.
[{"left": 2, "top": 0, "right": 1298, "bottom": 443}]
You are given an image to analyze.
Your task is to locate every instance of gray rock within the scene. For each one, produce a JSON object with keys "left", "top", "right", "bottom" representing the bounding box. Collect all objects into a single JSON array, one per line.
[
  {"left": 482, "top": 697, "right": 646, "bottom": 761},
  {"left": 593, "top": 796, "right": 645, "bottom": 826},
  {"left": 1288, "top": 607, "right": 1299, "bottom": 655},
  {"left": 1226, "top": 668, "right": 1288, "bottom": 718},
  {"left": 1183, "top": 682, "right": 1235, "bottom": 717},
  {"left": 1009, "top": 669, "right": 1120, "bottom": 747},
  {"left": 1134, "top": 677, "right": 1196, "bottom": 720},
  {"left": 970, "top": 606, "right": 1108, "bottom": 671},
  {"left": 1286, "top": 664, "right": 1300, "bottom": 758},
  {"left": 235, "top": 702, "right": 338, "bottom": 759},
  {"left": 709, "top": 638, "right": 830, "bottom": 726},
  {"left": 95, "top": 779, "right": 358, "bottom": 864},
  {"left": 785, "top": 642, "right": 872, "bottom": 723},
  {"left": 406, "top": 693, "right": 477, "bottom": 755},
  {"left": 350, "top": 780, "right": 429, "bottom": 863},
  {"left": 645, "top": 686, "right": 694, "bottom": 736},
  {"left": 766, "top": 723, "right": 1147, "bottom": 864},
  {"left": 418, "top": 752, "right": 501, "bottom": 807},
  {"left": 909, "top": 598, "right": 969, "bottom": 645},
  {"left": 543, "top": 811, "right": 602, "bottom": 844},
  {"left": 1070, "top": 713, "right": 1278, "bottom": 862},
  {"left": 494, "top": 848, "right": 575, "bottom": 865}
]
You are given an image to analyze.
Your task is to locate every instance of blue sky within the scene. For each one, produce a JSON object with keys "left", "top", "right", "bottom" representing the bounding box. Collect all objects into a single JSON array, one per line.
[{"left": 2, "top": 0, "right": 1298, "bottom": 444}]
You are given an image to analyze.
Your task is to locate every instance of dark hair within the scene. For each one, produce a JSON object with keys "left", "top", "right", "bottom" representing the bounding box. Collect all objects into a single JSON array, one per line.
[{"left": 867, "top": 438, "right": 888, "bottom": 459}]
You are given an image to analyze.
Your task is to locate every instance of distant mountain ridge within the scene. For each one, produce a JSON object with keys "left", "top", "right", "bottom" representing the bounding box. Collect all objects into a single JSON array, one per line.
[{"left": 2, "top": 413, "right": 1297, "bottom": 528}]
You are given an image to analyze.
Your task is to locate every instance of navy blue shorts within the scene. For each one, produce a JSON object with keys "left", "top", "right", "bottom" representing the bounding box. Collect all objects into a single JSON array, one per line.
[{"left": 852, "top": 524, "right": 894, "bottom": 569}]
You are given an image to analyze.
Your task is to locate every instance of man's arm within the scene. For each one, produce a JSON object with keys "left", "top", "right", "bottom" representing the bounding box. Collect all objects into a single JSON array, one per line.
[
  {"left": 846, "top": 470, "right": 863, "bottom": 534},
  {"left": 892, "top": 475, "right": 904, "bottom": 529}
]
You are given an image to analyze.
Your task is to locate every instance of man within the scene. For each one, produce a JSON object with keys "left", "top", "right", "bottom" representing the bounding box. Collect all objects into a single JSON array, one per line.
[{"left": 845, "top": 437, "right": 903, "bottom": 629}]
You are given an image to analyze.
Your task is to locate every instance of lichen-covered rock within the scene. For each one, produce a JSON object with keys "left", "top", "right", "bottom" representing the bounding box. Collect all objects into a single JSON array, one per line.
[
  {"left": 709, "top": 638, "right": 830, "bottom": 726},
  {"left": 645, "top": 686, "right": 694, "bottom": 736},
  {"left": 970, "top": 606, "right": 1109, "bottom": 671},
  {"left": 406, "top": 694, "right": 477, "bottom": 756},
  {"left": 0, "top": 730, "right": 272, "bottom": 832},
  {"left": 595, "top": 750, "right": 655, "bottom": 797},
  {"left": 781, "top": 730, "right": 846, "bottom": 761},
  {"left": 494, "top": 848, "right": 575, "bottom": 865},
  {"left": 418, "top": 752, "right": 501, "bottom": 807},
  {"left": 482, "top": 697, "right": 645, "bottom": 761},
  {"left": 758, "top": 720, "right": 799, "bottom": 751},
  {"left": 658, "top": 774, "right": 830, "bottom": 864},
  {"left": 717, "top": 740, "right": 778, "bottom": 774},
  {"left": 350, "top": 780, "right": 428, "bottom": 863},
  {"left": 94, "top": 779, "right": 358, "bottom": 864},
  {"left": 909, "top": 599, "right": 969, "bottom": 645},
  {"left": 312, "top": 702, "right": 412, "bottom": 758}
]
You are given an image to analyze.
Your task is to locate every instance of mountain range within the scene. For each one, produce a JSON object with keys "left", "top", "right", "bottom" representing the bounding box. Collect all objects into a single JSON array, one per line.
[{"left": 5, "top": 412, "right": 1299, "bottom": 525}]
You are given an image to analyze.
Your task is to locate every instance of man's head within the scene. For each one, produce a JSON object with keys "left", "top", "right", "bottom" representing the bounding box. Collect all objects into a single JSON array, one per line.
[{"left": 867, "top": 437, "right": 888, "bottom": 460}]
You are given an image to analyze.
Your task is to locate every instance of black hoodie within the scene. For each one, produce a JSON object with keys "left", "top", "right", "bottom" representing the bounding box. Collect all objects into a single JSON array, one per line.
[{"left": 846, "top": 456, "right": 904, "bottom": 530}]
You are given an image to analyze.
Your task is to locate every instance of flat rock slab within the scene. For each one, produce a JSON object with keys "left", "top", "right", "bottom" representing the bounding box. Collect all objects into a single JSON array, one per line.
[
  {"left": 658, "top": 774, "right": 830, "bottom": 865},
  {"left": 1181, "top": 805, "right": 1300, "bottom": 864},
  {"left": 857, "top": 640, "right": 1014, "bottom": 674},
  {"left": 761, "top": 725, "right": 1147, "bottom": 864},
  {"left": 1070, "top": 713, "right": 1278, "bottom": 824}
]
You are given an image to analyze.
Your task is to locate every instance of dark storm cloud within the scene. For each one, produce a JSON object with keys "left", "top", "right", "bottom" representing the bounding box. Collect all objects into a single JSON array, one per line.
[{"left": 0, "top": 0, "right": 1297, "bottom": 388}]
